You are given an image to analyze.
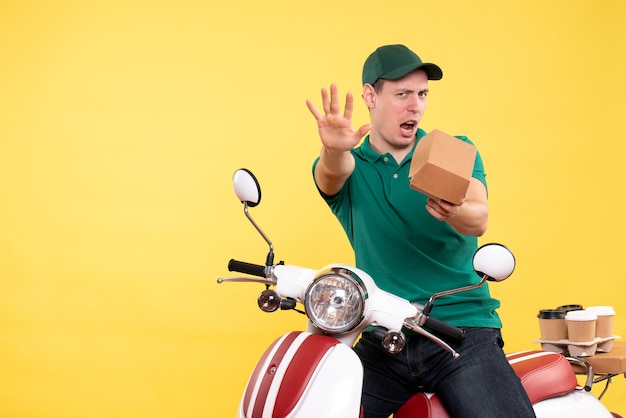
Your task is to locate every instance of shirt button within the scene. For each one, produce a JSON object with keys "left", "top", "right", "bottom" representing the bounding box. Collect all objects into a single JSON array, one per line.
[
  {"left": 393, "top": 174, "right": 398, "bottom": 179},
  {"left": 383, "top": 157, "right": 389, "bottom": 162}
]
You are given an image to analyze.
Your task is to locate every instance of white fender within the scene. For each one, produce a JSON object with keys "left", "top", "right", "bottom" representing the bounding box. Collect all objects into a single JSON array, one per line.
[{"left": 238, "top": 332, "right": 363, "bottom": 418}]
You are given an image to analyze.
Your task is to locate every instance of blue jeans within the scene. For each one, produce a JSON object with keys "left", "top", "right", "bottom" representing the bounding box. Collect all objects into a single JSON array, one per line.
[{"left": 354, "top": 328, "right": 536, "bottom": 418}]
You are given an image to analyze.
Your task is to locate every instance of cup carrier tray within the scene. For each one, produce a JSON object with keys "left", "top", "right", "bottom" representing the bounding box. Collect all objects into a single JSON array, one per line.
[{"left": 534, "top": 335, "right": 620, "bottom": 357}]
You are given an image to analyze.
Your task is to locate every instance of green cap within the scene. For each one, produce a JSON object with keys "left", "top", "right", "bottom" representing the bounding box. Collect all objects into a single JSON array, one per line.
[{"left": 362, "top": 44, "right": 443, "bottom": 85}]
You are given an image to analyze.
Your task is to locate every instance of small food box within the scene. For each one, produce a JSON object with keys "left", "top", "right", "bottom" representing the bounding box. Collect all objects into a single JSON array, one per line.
[{"left": 409, "top": 129, "right": 477, "bottom": 205}]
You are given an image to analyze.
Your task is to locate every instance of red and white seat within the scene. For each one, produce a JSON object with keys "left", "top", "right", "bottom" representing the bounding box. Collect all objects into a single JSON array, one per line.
[{"left": 394, "top": 350, "right": 578, "bottom": 418}]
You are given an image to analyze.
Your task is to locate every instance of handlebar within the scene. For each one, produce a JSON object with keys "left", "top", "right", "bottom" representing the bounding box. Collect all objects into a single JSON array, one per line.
[
  {"left": 228, "top": 259, "right": 266, "bottom": 277},
  {"left": 423, "top": 316, "right": 465, "bottom": 342}
]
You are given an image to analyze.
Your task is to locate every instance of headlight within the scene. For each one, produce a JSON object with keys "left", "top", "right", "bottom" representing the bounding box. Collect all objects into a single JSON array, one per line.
[{"left": 304, "top": 267, "right": 367, "bottom": 334}]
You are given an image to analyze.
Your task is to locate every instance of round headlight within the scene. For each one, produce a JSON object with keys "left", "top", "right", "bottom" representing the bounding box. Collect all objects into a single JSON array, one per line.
[{"left": 304, "top": 268, "right": 366, "bottom": 334}]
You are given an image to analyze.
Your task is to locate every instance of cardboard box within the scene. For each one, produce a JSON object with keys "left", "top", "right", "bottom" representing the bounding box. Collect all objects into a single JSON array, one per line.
[
  {"left": 409, "top": 129, "right": 476, "bottom": 205},
  {"left": 582, "top": 340, "right": 626, "bottom": 375}
]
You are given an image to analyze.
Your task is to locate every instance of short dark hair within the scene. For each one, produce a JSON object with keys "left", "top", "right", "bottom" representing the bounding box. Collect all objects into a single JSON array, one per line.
[{"left": 372, "top": 78, "right": 385, "bottom": 93}]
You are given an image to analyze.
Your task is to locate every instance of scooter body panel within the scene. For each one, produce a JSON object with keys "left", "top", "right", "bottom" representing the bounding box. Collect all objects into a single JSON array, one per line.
[
  {"left": 238, "top": 331, "right": 363, "bottom": 418},
  {"left": 532, "top": 389, "right": 614, "bottom": 417}
]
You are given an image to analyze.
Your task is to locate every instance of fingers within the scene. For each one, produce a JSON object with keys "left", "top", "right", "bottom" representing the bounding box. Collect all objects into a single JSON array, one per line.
[
  {"left": 306, "top": 84, "right": 354, "bottom": 121},
  {"left": 329, "top": 84, "right": 340, "bottom": 115},
  {"left": 305, "top": 87, "right": 331, "bottom": 121},
  {"left": 425, "top": 202, "right": 449, "bottom": 221},
  {"left": 356, "top": 123, "right": 372, "bottom": 138},
  {"left": 343, "top": 91, "right": 354, "bottom": 120},
  {"left": 426, "top": 198, "right": 460, "bottom": 221},
  {"left": 321, "top": 86, "right": 331, "bottom": 115},
  {"left": 305, "top": 98, "right": 323, "bottom": 120}
]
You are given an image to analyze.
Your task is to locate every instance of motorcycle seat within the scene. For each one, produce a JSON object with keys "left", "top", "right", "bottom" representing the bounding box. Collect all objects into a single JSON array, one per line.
[{"left": 394, "top": 350, "right": 578, "bottom": 418}]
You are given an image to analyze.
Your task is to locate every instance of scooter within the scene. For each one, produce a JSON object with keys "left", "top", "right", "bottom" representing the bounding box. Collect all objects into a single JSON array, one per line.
[{"left": 217, "top": 168, "right": 621, "bottom": 418}]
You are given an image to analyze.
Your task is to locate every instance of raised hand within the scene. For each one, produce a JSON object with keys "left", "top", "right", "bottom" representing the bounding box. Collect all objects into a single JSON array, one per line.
[{"left": 306, "top": 84, "right": 371, "bottom": 152}]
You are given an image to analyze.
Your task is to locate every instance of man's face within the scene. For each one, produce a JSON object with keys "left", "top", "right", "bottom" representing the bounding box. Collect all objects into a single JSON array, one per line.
[{"left": 366, "top": 69, "right": 429, "bottom": 150}]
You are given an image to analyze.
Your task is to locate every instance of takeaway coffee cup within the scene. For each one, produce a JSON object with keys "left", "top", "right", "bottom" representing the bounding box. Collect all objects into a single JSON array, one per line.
[
  {"left": 537, "top": 309, "right": 567, "bottom": 341},
  {"left": 585, "top": 306, "right": 615, "bottom": 338},
  {"left": 565, "top": 310, "right": 597, "bottom": 342}
]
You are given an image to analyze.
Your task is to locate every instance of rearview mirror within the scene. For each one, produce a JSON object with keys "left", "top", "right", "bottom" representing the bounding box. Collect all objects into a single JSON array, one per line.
[
  {"left": 233, "top": 168, "right": 261, "bottom": 207},
  {"left": 473, "top": 243, "right": 515, "bottom": 282}
]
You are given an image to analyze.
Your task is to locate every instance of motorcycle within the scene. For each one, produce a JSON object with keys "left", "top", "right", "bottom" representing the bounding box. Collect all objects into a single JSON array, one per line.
[{"left": 217, "top": 168, "right": 620, "bottom": 418}]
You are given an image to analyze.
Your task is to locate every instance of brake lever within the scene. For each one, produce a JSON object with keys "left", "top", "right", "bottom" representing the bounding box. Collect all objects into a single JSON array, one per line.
[
  {"left": 216, "top": 276, "right": 276, "bottom": 285},
  {"left": 403, "top": 317, "right": 460, "bottom": 359}
]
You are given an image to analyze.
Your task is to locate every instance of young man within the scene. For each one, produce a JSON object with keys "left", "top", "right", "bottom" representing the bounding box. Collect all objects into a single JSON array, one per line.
[{"left": 306, "top": 44, "right": 535, "bottom": 418}]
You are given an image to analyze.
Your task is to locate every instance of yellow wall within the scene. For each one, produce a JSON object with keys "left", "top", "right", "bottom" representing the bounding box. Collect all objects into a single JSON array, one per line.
[{"left": 1, "top": 0, "right": 625, "bottom": 416}]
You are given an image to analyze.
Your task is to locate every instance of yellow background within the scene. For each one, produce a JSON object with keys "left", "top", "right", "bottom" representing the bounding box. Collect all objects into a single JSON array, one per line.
[{"left": 1, "top": 0, "right": 625, "bottom": 416}]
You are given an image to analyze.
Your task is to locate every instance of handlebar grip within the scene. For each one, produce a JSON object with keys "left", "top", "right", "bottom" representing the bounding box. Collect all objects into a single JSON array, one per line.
[
  {"left": 228, "top": 259, "right": 266, "bottom": 278},
  {"left": 423, "top": 316, "right": 465, "bottom": 342}
]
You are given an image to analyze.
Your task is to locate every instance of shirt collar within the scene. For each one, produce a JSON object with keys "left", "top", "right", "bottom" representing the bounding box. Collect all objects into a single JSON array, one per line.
[{"left": 357, "top": 128, "right": 428, "bottom": 164}]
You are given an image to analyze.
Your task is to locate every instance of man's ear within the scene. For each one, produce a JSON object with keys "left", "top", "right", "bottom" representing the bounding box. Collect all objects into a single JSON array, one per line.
[{"left": 362, "top": 84, "right": 376, "bottom": 109}]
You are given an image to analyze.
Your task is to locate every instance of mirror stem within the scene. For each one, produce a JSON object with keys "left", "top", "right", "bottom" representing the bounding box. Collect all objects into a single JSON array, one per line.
[
  {"left": 423, "top": 276, "right": 488, "bottom": 315},
  {"left": 244, "top": 203, "right": 275, "bottom": 266}
]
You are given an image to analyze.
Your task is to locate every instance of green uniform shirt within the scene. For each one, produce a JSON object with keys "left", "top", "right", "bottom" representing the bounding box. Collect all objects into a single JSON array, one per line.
[{"left": 313, "top": 128, "right": 502, "bottom": 328}]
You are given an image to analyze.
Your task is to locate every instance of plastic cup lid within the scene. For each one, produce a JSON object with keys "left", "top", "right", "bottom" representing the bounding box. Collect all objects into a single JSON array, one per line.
[
  {"left": 565, "top": 310, "right": 597, "bottom": 321},
  {"left": 585, "top": 306, "right": 615, "bottom": 316},
  {"left": 537, "top": 309, "right": 565, "bottom": 319},
  {"left": 556, "top": 304, "right": 583, "bottom": 312}
]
